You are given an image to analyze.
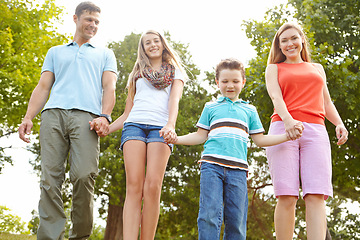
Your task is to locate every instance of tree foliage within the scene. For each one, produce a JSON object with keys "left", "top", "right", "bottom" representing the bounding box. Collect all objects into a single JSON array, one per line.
[
  {"left": 0, "top": 205, "right": 29, "bottom": 234},
  {"left": 0, "top": 0, "right": 67, "bottom": 172}
]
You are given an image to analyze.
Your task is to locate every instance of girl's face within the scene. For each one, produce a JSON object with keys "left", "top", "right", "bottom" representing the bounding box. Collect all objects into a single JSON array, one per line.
[
  {"left": 279, "top": 28, "right": 304, "bottom": 63},
  {"left": 142, "top": 33, "right": 164, "bottom": 61}
]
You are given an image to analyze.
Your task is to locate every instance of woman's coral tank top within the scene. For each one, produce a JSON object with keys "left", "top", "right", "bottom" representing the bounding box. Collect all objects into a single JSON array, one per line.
[{"left": 271, "top": 62, "right": 325, "bottom": 125}]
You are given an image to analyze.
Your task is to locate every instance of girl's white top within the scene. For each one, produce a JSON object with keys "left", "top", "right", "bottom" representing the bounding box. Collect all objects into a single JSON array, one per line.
[{"left": 125, "top": 69, "right": 186, "bottom": 127}]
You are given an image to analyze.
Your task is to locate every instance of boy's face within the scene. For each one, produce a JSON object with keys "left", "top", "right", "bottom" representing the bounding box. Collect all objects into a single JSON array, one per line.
[{"left": 216, "top": 69, "right": 245, "bottom": 102}]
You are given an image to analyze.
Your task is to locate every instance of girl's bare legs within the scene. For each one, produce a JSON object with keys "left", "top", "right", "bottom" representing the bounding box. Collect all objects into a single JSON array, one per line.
[
  {"left": 304, "top": 194, "right": 326, "bottom": 240},
  {"left": 274, "top": 195, "right": 298, "bottom": 240},
  {"left": 123, "top": 140, "right": 147, "bottom": 240},
  {"left": 140, "top": 142, "right": 171, "bottom": 240}
]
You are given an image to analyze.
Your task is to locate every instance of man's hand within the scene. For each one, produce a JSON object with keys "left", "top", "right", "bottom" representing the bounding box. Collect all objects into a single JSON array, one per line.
[
  {"left": 18, "top": 119, "right": 33, "bottom": 143},
  {"left": 89, "top": 117, "right": 109, "bottom": 137}
]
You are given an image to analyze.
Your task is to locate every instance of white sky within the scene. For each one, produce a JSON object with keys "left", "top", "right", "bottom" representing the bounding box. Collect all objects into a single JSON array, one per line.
[
  {"left": 55, "top": 0, "right": 289, "bottom": 71},
  {"left": 0, "top": 0, "right": 299, "bottom": 229}
]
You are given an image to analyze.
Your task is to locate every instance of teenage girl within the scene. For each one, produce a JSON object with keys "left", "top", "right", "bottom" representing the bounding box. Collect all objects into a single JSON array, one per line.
[
  {"left": 104, "top": 30, "right": 187, "bottom": 239},
  {"left": 265, "top": 22, "right": 348, "bottom": 239}
]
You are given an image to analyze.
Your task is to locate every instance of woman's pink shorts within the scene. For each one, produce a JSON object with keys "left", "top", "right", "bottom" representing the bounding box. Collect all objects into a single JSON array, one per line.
[{"left": 266, "top": 121, "right": 333, "bottom": 199}]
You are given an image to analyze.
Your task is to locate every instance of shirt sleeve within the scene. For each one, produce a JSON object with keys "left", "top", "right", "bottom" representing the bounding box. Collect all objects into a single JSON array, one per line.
[
  {"left": 41, "top": 47, "right": 55, "bottom": 74},
  {"left": 249, "top": 105, "right": 265, "bottom": 135},
  {"left": 196, "top": 103, "right": 210, "bottom": 130},
  {"left": 174, "top": 68, "right": 187, "bottom": 84},
  {"left": 104, "top": 48, "right": 118, "bottom": 74}
]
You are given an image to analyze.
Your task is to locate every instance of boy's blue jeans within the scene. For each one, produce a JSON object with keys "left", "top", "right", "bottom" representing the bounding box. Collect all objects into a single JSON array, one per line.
[{"left": 198, "top": 162, "right": 248, "bottom": 240}]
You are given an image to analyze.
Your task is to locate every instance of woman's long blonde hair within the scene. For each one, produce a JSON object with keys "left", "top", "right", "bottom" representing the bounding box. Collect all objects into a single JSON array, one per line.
[
  {"left": 267, "top": 22, "right": 311, "bottom": 65},
  {"left": 127, "top": 30, "right": 187, "bottom": 100}
]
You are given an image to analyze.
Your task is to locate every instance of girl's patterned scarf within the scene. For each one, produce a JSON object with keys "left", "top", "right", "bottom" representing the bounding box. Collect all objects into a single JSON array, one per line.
[{"left": 135, "top": 63, "right": 175, "bottom": 90}]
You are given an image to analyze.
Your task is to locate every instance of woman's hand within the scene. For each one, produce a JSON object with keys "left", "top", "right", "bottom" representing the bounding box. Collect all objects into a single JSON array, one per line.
[
  {"left": 284, "top": 119, "right": 303, "bottom": 140},
  {"left": 335, "top": 124, "right": 348, "bottom": 145}
]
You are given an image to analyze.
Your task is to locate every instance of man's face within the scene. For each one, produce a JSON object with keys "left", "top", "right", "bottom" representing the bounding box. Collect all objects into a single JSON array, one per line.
[{"left": 74, "top": 10, "right": 100, "bottom": 41}]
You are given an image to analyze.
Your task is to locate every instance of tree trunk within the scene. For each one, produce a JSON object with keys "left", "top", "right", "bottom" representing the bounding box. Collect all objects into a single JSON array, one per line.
[{"left": 104, "top": 203, "right": 123, "bottom": 240}]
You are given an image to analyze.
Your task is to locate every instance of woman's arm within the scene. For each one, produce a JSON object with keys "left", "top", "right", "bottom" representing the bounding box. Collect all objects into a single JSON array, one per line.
[
  {"left": 265, "top": 64, "right": 302, "bottom": 140},
  {"left": 314, "top": 63, "right": 348, "bottom": 145}
]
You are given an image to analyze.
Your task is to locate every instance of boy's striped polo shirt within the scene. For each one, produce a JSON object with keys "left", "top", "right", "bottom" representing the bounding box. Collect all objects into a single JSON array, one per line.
[{"left": 197, "top": 97, "right": 264, "bottom": 171}]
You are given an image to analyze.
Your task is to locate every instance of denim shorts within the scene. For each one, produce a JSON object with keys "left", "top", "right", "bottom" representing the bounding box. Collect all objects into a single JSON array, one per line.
[{"left": 120, "top": 122, "right": 173, "bottom": 151}]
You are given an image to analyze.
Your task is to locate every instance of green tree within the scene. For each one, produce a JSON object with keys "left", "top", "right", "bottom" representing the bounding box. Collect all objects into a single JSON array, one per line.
[
  {"left": 89, "top": 224, "right": 105, "bottom": 240},
  {"left": 27, "top": 210, "right": 39, "bottom": 235},
  {"left": 0, "top": 0, "right": 67, "bottom": 172},
  {"left": 0, "top": 205, "right": 29, "bottom": 234},
  {"left": 94, "top": 33, "right": 141, "bottom": 240},
  {"left": 242, "top": 0, "right": 360, "bottom": 238}
]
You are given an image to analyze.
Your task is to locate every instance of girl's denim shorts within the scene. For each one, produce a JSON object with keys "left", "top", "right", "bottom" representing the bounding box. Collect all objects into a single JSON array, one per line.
[{"left": 120, "top": 122, "right": 173, "bottom": 151}]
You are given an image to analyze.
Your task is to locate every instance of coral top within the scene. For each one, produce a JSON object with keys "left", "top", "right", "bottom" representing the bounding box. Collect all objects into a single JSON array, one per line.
[{"left": 271, "top": 62, "right": 325, "bottom": 125}]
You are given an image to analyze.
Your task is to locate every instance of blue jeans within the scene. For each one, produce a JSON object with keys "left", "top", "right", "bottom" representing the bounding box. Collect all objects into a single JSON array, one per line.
[{"left": 198, "top": 162, "right": 248, "bottom": 240}]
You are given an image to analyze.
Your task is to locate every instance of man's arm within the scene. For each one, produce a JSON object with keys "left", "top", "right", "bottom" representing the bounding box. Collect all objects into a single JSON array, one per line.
[
  {"left": 18, "top": 71, "right": 55, "bottom": 143},
  {"left": 89, "top": 71, "right": 117, "bottom": 136}
]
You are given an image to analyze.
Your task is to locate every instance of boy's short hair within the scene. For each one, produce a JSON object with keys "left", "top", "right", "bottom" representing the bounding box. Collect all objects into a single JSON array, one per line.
[
  {"left": 215, "top": 58, "right": 245, "bottom": 80},
  {"left": 75, "top": 1, "right": 101, "bottom": 17}
]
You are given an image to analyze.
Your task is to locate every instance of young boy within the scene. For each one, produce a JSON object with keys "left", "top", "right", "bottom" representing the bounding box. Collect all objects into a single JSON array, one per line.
[{"left": 166, "top": 58, "right": 303, "bottom": 240}]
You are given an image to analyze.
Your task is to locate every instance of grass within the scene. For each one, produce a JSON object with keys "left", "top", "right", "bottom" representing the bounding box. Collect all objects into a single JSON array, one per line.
[{"left": 0, "top": 233, "right": 36, "bottom": 240}]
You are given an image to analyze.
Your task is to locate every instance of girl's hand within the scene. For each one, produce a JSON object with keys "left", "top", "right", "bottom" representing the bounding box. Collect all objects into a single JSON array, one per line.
[
  {"left": 165, "top": 133, "right": 178, "bottom": 144},
  {"left": 335, "top": 124, "right": 348, "bottom": 145}
]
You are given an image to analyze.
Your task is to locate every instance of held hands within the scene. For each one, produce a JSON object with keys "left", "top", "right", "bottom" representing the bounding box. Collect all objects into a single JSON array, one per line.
[
  {"left": 285, "top": 120, "right": 304, "bottom": 140},
  {"left": 18, "top": 118, "right": 33, "bottom": 143},
  {"left": 159, "top": 125, "right": 177, "bottom": 144},
  {"left": 89, "top": 117, "right": 109, "bottom": 137}
]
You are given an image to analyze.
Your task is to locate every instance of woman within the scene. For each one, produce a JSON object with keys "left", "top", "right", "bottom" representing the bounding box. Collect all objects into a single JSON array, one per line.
[{"left": 265, "top": 22, "right": 348, "bottom": 239}]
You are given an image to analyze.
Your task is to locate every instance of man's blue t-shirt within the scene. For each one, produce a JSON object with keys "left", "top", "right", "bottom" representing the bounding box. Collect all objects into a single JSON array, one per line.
[
  {"left": 42, "top": 42, "right": 117, "bottom": 115},
  {"left": 197, "top": 97, "right": 265, "bottom": 171}
]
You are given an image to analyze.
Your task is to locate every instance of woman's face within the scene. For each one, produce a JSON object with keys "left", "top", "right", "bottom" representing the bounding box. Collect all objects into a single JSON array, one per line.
[
  {"left": 142, "top": 33, "right": 164, "bottom": 61},
  {"left": 279, "top": 28, "right": 304, "bottom": 63}
]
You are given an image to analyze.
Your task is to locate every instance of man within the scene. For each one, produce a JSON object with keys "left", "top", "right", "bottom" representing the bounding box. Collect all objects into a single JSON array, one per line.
[{"left": 18, "top": 2, "right": 117, "bottom": 239}]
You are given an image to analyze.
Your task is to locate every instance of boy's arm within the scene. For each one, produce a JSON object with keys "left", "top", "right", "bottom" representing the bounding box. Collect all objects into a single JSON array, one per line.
[
  {"left": 174, "top": 128, "right": 209, "bottom": 145},
  {"left": 250, "top": 133, "right": 289, "bottom": 148}
]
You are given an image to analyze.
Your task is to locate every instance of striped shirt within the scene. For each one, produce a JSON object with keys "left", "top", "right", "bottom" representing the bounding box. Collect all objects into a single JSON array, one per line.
[{"left": 197, "top": 97, "right": 265, "bottom": 171}]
